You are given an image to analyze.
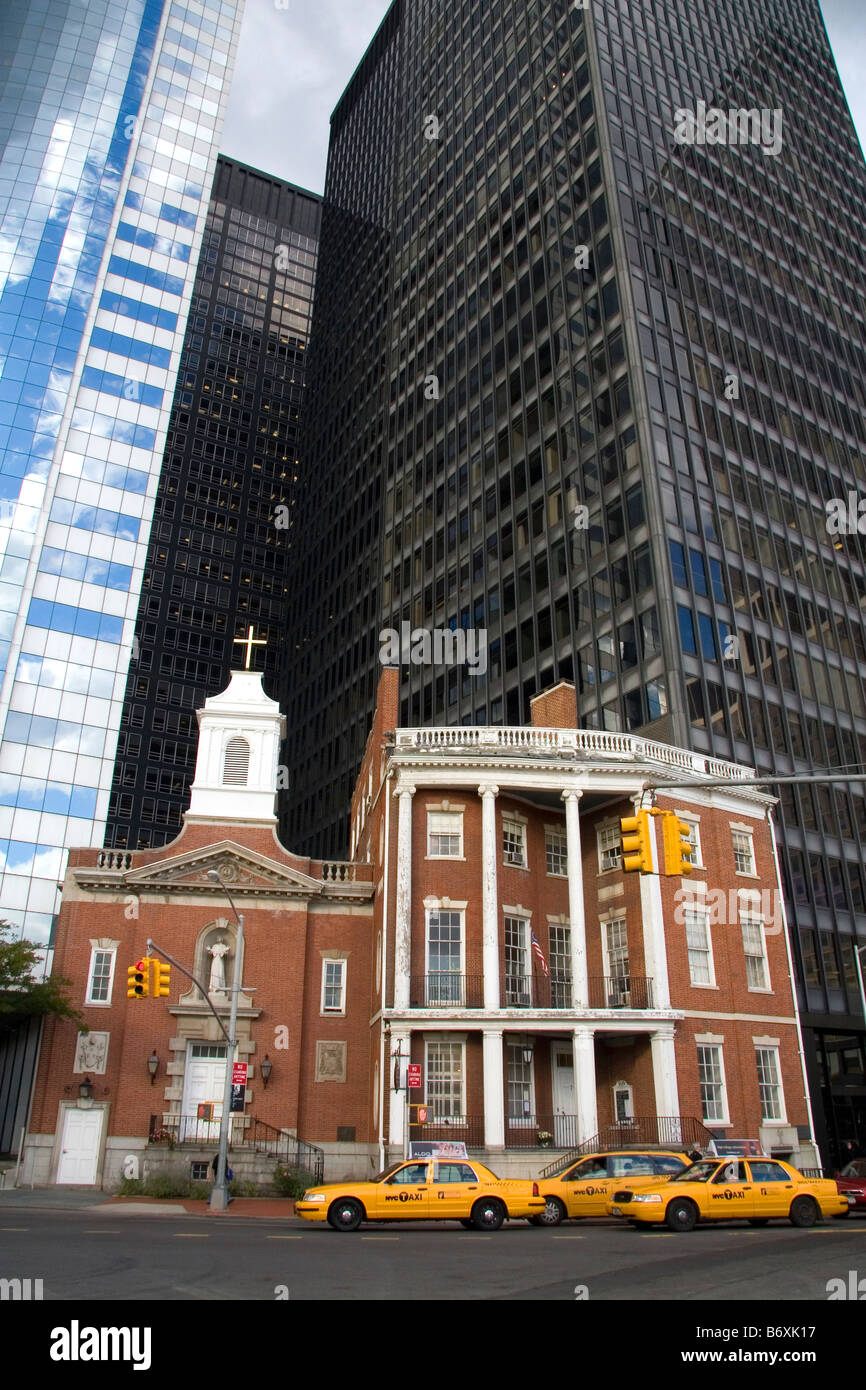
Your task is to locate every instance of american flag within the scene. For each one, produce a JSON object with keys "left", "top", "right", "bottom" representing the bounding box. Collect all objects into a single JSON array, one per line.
[{"left": 531, "top": 930, "right": 549, "bottom": 976}]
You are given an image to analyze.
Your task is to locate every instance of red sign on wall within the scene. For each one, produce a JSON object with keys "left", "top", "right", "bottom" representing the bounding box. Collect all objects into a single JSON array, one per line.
[
  {"left": 230, "top": 1062, "right": 248, "bottom": 1113},
  {"left": 232, "top": 1063, "right": 248, "bottom": 1085},
  {"left": 407, "top": 1063, "right": 422, "bottom": 1089}
]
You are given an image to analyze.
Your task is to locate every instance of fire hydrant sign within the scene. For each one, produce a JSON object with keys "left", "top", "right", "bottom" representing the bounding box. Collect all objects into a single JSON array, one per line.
[
  {"left": 407, "top": 1063, "right": 422, "bottom": 1089},
  {"left": 230, "top": 1062, "right": 248, "bottom": 1113}
]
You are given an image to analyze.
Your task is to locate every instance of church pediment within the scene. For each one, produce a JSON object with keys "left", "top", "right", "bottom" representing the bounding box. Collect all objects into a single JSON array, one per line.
[{"left": 98, "top": 841, "right": 324, "bottom": 898}]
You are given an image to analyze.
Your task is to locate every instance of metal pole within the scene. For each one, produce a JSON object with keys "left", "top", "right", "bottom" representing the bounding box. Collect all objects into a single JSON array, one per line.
[{"left": 208, "top": 869, "right": 244, "bottom": 1214}]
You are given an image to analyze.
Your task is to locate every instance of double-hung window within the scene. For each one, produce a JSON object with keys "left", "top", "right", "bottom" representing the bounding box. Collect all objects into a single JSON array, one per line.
[
  {"left": 503, "top": 818, "right": 527, "bottom": 866},
  {"left": 685, "top": 906, "right": 714, "bottom": 985},
  {"left": 732, "top": 828, "right": 756, "bottom": 874},
  {"left": 597, "top": 825, "right": 621, "bottom": 872},
  {"left": 697, "top": 1044, "right": 728, "bottom": 1123},
  {"left": 426, "top": 909, "right": 463, "bottom": 1004},
  {"left": 741, "top": 916, "right": 770, "bottom": 990},
  {"left": 86, "top": 948, "right": 116, "bottom": 1005},
  {"left": 427, "top": 811, "right": 462, "bottom": 857},
  {"left": 545, "top": 828, "right": 567, "bottom": 875},
  {"left": 506, "top": 1043, "right": 535, "bottom": 1123},
  {"left": 504, "top": 915, "right": 532, "bottom": 1005},
  {"left": 756, "top": 1047, "right": 785, "bottom": 1121},
  {"left": 425, "top": 1041, "right": 464, "bottom": 1119},
  {"left": 550, "top": 923, "right": 572, "bottom": 1007},
  {"left": 321, "top": 960, "right": 346, "bottom": 1014}
]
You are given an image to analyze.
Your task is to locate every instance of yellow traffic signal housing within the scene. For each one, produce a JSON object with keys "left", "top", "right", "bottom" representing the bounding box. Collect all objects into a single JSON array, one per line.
[
  {"left": 662, "top": 812, "right": 694, "bottom": 876},
  {"left": 152, "top": 960, "right": 171, "bottom": 997},
  {"left": 127, "top": 958, "right": 150, "bottom": 999},
  {"left": 620, "top": 811, "right": 654, "bottom": 874}
]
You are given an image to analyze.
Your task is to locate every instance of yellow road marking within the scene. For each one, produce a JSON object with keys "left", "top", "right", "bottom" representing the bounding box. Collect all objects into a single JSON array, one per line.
[
  {"left": 0, "top": 1226, "right": 28, "bottom": 1231},
  {"left": 172, "top": 1233, "right": 209, "bottom": 1238},
  {"left": 361, "top": 1236, "right": 399, "bottom": 1240},
  {"left": 267, "top": 1235, "right": 303, "bottom": 1239},
  {"left": 83, "top": 1229, "right": 121, "bottom": 1233}
]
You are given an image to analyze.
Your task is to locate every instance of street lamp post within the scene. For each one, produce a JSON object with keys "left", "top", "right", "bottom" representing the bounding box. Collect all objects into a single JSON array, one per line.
[{"left": 207, "top": 868, "right": 244, "bottom": 1213}]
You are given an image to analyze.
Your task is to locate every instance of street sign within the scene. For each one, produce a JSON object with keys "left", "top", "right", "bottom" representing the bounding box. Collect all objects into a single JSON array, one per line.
[
  {"left": 230, "top": 1062, "right": 248, "bottom": 1113},
  {"left": 407, "top": 1063, "right": 421, "bottom": 1089}
]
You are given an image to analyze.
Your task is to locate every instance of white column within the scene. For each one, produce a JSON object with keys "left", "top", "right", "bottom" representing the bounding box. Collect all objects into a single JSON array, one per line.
[
  {"left": 563, "top": 790, "right": 587, "bottom": 1008},
  {"left": 388, "top": 1027, "right": 410, "bottom": 1154},
  {"left": 636, "top": 797, "right": 671, "bottom": 1009},
  {"left": 573, "top": 1026, "right": 597, "bottom": 1147},
  {"left": 393, "top": 785, "right": 415, "bottom": 1011},
  {"left": 479, "top": 783, "right": 500, "bottom": 1009},
  {"left": 651, "top": 1026, "right": 680, "bottom": 1123},
  {"left": 482, "top": 1028, "right": 505, "bottom": 1149}
]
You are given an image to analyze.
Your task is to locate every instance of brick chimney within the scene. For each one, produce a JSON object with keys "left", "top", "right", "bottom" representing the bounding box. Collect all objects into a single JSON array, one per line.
[{"left": 529, "top": 681, "right": 578, "bottom": 730}]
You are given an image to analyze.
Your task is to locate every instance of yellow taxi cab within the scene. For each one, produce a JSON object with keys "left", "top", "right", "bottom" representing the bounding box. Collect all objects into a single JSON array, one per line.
[
  {"left": 295, "top": 1157, "right": 546, "bottom": 1231},
  {"left": 531, "top": 1149, "right": 690, "bottom": 1226},
  {"left": 606, "top": 1156, "right": 849, "bottom": 1231}
]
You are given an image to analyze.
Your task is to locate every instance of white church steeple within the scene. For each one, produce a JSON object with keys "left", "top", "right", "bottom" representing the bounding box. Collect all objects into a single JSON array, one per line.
[{"left": 186, "top": 668, "right": 286, "bottom": 825}]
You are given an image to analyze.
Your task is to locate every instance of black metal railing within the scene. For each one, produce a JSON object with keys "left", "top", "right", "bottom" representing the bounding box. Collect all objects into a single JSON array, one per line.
[
  {"left": 247, "top": 1117, "right": 325, "bottom": 1184},
  {"left": 501, "top": 973, "right": 573, "bottom": 1008},
  {"left": 148, "top": 1113, "right": 324, "bottom": 1183},
  {"left": 540, "top": 1116, "right": 714, "bottom": 1177},
  {"left": 409, "top": 974, "right": 484, "bottom": 1008},
  {"left": 587, "top": 975, "right": 654, "bottom": 1009},
  {"left": 411, "top": 1114, "right": 578, "bottom": 1150}
]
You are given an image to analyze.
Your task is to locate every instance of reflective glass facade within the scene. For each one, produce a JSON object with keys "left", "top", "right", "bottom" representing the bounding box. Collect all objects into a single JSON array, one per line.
[
  {"left": 282, "top": 0, "right": 866, "bottom": 1163},
  {"left": 105, "top": 156, "right": 320, "bottom": 850},
  {"left": 0, "top": 0, "right": 243, "bottom": 940}
]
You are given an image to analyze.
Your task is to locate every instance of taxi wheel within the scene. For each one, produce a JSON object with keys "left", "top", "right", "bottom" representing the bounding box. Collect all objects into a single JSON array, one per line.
[
  {"left": 789, "top": 1196, "right": 819, "bottom": 1228},
  {"left": 665, "top": 1198, "right": 698, "bottom": 1232},
  {"left": 748, "top": 1219, "right": 769, "bottom": 1227},
  {"left": 327, "top": 1197, "right": 364, "bottom": 1232},
  {"left": 471, "top": 1198, "right": 506, "bottom": 1231},
  {"left": 534, "top": 1196, "right": 566, "bottom": 1227}
]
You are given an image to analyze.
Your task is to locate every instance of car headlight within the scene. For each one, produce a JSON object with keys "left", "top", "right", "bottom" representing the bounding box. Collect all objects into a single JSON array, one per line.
[
  {"left": 302, "top": 1192, "right": 326, "bottom": 1202},
  {"left": 630, "top": 1193, "right": 663, "bottom": 1203}
]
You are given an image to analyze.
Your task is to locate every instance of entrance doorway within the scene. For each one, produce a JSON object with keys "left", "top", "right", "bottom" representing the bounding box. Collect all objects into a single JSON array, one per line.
[
  {"left": 57, "top": 1106, "right": 104, "bottom": 1184},
  {"left": 180, "top": 1043, "right": 228, "bottom": 1143},
  {"left": 552, "top": 1046, "right": 576, "bottom": 1148}
]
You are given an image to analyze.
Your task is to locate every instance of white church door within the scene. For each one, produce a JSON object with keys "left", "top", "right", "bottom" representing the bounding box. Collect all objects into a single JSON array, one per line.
[
  {"left": 180, "top": 1043, "right": 228, "bottom": 1143},
  {"left": 57, "top": 1107, "right": 104, "bottom": 1184}
]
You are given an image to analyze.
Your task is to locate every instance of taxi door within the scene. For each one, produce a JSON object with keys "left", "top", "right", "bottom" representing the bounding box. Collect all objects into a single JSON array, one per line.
[
  {"left": 372, "top": 1160, "right": 431, "bottom": 1219},
  {"left": 431, "top": 1160, "right": 482, "bottom": 1219},
  {"left": 563, "top": 1159, "right": 614, "bottom": 1216},
  {"left": 746, "top": 1160, "right": 796, "bottom": 1218},
  {"left": 706, "top": 1160, "right": 756, "bottom": 1220}
]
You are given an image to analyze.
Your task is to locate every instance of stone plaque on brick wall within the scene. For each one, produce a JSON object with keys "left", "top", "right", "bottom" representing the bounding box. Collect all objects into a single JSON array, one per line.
[
  {"left": 74, "top": 1031, "right": 109, "bottom": 1074},
  {"left": 315, "top": 1040, "right": 346, "bottom": 1083}
]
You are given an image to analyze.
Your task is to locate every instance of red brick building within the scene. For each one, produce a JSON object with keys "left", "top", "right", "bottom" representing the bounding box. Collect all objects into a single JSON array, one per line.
[{"left": 22, "top": 668, "right": 819, "bottom": 1188}]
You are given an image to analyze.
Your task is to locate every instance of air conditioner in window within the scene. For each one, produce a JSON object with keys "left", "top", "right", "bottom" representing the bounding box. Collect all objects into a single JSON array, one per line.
[
  {"left": 609, "top": 987, "right": 631, "bottom": 1008},
  {"left": 505, "top": 851, "right": 524, "bottom": 866}
]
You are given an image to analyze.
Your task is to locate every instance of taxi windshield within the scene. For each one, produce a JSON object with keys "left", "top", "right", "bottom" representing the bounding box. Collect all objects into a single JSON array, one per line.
[
  {"left": 370, "top": 1161, "right": 416, "bottom": 1183},
  {"left": 669, "top": 1160, "right": 719, "bottom": 1183}
]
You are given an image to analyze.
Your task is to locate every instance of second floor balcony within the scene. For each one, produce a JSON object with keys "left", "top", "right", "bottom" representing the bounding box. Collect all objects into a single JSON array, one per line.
[{"left": 405, "top": 971, "right": 655, "bottom": 1011}]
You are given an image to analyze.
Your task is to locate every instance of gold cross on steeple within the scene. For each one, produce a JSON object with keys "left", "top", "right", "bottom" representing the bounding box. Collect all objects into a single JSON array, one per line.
[{"left": 233, "top": 625, "right": 266, "bottom": 669}]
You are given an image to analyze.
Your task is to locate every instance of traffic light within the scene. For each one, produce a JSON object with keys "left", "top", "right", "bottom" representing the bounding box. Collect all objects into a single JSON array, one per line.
[
  {"left": 620, "top": 810, "right": 654, "bottom": 874},
  {"left": 152, "top": 959, "right": 171, "bottom": 997},
  {"left": 661, "top": 812, "right": 694, "bottom": 876},
  {"left": 127, "top": 957, "right": 150, "bottom": 999}
]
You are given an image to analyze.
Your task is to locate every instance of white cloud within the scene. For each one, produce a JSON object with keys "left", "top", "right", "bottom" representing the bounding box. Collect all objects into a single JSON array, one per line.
[{"left": 221, "top": 0, "right": 394, "bottom": 192}]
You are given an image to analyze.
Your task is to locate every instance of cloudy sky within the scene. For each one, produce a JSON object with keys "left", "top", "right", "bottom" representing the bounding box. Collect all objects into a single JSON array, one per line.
[{"left": 221, "top": 0, "right": 866, "bottom": 194}]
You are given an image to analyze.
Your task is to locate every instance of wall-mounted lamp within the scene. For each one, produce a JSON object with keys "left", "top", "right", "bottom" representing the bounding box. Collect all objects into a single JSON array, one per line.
[
  {"left": 522, "top": 1047, "right": 534, "bottom": 1066},
  {"left": 147, "top": 1049, "right": 160, "bottom": 1084},
  {"left": 260, "top": 1054, "right": 272, "bottom": 1088},
  {"left": 78, "top": 1076, "right": 93, "bottom": 1108}
]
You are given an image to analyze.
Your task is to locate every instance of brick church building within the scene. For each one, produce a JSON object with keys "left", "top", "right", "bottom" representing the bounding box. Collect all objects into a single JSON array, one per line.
[{"left": 21, "top": 664, "right": 820, "bottom": 1188}]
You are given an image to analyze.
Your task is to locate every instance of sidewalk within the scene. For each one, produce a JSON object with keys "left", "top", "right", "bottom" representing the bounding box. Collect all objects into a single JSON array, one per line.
[{"left": 0, "top": 1188, "right": 301, "bottom": 1220}]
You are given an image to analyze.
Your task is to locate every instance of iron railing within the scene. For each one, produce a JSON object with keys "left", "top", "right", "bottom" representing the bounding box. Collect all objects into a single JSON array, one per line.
[
  {"left": 148, "top": 1113, "right": 324, "bottom": 1183},
  {"left": 411, "top": 1114, "right": 578, "bottom": 1150},
  {"left": 540, "top": 1116, "right": 714, "bottom": 1177},
  {"left": 409, "top": 974, "right": 484, "bottom": 1008},
  {"left": 588, "top": 975, "right": 654, "bottom": 1009},
  {"left": 501, "top": 973, "right": 573, "bottom": 1008}
]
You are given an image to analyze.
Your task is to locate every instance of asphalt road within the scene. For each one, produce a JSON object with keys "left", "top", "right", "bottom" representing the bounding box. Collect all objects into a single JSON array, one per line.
[{"left": 2, "top": 1208, "right": 865, "bottom": 1301}]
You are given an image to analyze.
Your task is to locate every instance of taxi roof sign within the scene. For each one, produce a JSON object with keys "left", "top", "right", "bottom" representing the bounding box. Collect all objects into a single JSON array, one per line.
[{"left": 409, "top": 1140, "right": 468, "bottom": 1159}]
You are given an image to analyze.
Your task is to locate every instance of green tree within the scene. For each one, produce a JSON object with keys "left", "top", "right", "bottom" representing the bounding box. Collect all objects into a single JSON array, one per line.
[{"left": 0, "top": 921, "right": 84, "bottom": 1031}]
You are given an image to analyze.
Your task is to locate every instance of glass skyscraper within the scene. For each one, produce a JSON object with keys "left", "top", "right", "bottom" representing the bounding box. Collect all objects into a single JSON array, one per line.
[
  {"left": 0, "top": 0, "right": 244, "bottom": 942},
  {"left": 282, "top": 0, "right": 866, "bottom": 1162},
  {"left": 104, "top": 155, "right": 320, "bottom": 851}
]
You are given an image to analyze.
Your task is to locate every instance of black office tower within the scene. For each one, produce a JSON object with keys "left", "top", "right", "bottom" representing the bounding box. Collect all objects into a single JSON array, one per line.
[
  {"left": 106, "top": 157, "right": 321, "bottom": 851},
  {"left": 282, "top": 0, "right": 866, "bottom": 1163}
]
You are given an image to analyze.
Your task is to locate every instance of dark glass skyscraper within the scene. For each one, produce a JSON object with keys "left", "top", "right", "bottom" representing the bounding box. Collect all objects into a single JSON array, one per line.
[
  {"left": 106, "top": 156, "right": 320, "bottom": 850},
  {"left": 282, "top": 0, "right": 866, "bottom": 1161}
]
